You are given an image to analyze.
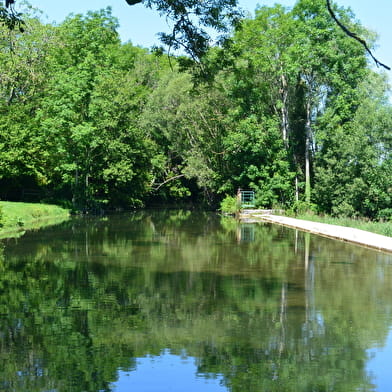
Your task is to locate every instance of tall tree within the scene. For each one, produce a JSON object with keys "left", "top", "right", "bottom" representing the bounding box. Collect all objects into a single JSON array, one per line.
[
  {"left": 290, "top": 0, "right": 368, "bottom": 205},
  {"left": 87, "top": 44, "right": 168, "bottom": 207},
  {"left": 36, "top": 9, "right": 122, "bottom": 208},
  {"left": 140, "top": 67, "right": 230, "bottom": 204},
  {"left": 314, "top": 70, "right": 392, "bottom": 217},
  {"left": 220, "top": 0, "right": 369, "bottom": 207},
  {"left": 229, "top": 5, "right": 299, "bottom": 203},
  {"left": 0, "top": 17, "right": 57, "bottom": 199}
]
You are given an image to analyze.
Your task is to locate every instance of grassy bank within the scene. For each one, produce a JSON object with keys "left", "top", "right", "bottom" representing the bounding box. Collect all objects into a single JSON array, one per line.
[
  {"left": 292, "top": 213, "right": 392, "bottom": 237},
  {"left": 0, "top": 201, "right": 70, "bottom": 238}
]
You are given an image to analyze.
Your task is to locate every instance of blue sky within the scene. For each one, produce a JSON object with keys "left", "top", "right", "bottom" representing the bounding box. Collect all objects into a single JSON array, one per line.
[{"left": 18, "top": 0, "right": 392, "bottom": 73}]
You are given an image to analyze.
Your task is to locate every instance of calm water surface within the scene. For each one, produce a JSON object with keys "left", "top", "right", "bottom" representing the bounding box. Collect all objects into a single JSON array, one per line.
[{"left": 1, "top": 210, "right": 392, "bottom": 392}]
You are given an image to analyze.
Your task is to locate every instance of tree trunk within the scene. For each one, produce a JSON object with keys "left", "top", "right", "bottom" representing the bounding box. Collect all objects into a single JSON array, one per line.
[
  {"left": 280, "top": 73, "right": 290, "bottom": 148},
  {"left": 305, "top": 100, "right": 312, "bottom": 205},
  {"left": 73, "top": 167, "right": 79, "bottom": 209}
]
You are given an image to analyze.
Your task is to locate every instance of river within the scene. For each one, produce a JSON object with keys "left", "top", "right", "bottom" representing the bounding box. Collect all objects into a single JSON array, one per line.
[{"left": 1, "top": 210, "right": 392, "bottom": 392}]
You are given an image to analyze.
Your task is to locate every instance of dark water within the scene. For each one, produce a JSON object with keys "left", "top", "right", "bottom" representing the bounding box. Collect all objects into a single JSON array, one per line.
[{"left": 1, "top": 210, "right": 392, "bottom": 392}]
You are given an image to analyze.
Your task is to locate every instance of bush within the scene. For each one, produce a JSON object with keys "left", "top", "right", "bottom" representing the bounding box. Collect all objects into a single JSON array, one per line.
[
  {"left": 287, "top": 200, "right": 316, "bottom": 216},
  {"left": 331, "top": 201, "right": 357, "bottom": 218},
  {"left": 219, "top": 195, "right": 240, "bottom": 215},
  {"left": 0, "top": 205, "right": 3, "bottom": 228},
  {"left": 377, "top": 208, "right": 392, "bottom": 222}
]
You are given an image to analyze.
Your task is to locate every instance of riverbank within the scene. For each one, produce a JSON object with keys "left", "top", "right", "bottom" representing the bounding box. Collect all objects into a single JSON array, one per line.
[
  {"left": 0, "top": 201, "right": 70, "bottom": 238},
  {"left": 239, "top": 210, "right": 392, "bottom": 253}
]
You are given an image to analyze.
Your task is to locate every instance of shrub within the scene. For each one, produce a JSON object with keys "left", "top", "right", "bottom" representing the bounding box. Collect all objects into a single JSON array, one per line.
[
  {"left": 331, "top": 201, "right": 357, "bottom": 218},
  {"left": 377, "top": 208, "right": 392, "bottom": 222},
  {"left": 220, "top": 195, "right": 240, "bottom": 215},
  {"left": 288, "top": 200, "right": 316, "bottom": 216}
]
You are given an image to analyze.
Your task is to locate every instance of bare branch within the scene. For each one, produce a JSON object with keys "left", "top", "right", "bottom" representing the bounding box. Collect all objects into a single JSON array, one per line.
[
  {"left": 326, "top": 0, "right": 390, "bottom": 70},
  {"left": 153, "top": 174, "right": 185, "bottom": 190}
]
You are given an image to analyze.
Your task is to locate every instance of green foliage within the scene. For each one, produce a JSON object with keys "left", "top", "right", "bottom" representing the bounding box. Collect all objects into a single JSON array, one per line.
[
  {"left": 287, "top": 200, "right": 317, "bottom": 216},
  {"left": 0, "top": 1, "right": 390, "bottom": 219},
  {"left": 314, "top": 71, "right": 392, "bottom": 218},
  {"left": 220, "top": 115, "right": 294, "bottom": 207},
  {"left": 377, "top": 209, "right": 392, "bottom": 222},
  {"left": 143, "top": 0, "right": 242, "bottom": 60},
  {"left": 4, "top": 0, "right": 242, "bottom": 61},
  {"left": 0, "top": 1, "right": 24, "bottom": 31},
  {"left": 219, "top": 195, "right": 240, "bottom": 214}
]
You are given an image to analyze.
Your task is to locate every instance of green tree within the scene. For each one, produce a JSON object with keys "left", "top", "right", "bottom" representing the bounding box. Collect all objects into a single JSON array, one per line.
[
  {"left": 226, "top": 0, "right": 369, "bottom": 208},
  {"left": 1, "top": 0, "right": 242, "bottom": 61},
  {"left": 226, "top": 5, "right": 298, "bottom": 204},
  {"left": 87, "top": 45, "right": 168, "bottom": 207},
  {"left": 0, "top": 17, "right": 57, "bottom": 199},
  {"left": 36, "top": 9, "right": 121, "bottom": 208},
  {"left": 291, "top": 0, "right": 368, "bottom": 205},
  {"left": 34, "top": 9, "right": 166, "bottom": 209},
  {"left": 314, "top": 70, "right": 392, "bottom": 217},
  {"left": 0, "top": 0, "right": 389, "bottom": 216},
  {"left": 220, "top": 115, "right": 293, "bottom": 207},
  {"left": 141, "top": 69, "right": 230, "bottom": 204}
]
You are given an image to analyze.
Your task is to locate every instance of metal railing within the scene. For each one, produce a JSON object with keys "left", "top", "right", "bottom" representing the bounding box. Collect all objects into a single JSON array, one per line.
[{"left": 239, "top": 190, "right": 255, "bottom": 208}]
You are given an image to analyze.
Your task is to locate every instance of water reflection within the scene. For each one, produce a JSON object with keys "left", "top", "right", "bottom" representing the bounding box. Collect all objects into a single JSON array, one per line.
[
  {"left": 367, "top": 329, "right": 392, "bottom": 392},
  {"left": 0, "top": 210, "right": 392, "bottom": 392},
  {"left": 113, "top": 350, "right": 227, "bottom": 392},
  {"left": 236, "top": 224, "right": 255, "bottom": 243}
]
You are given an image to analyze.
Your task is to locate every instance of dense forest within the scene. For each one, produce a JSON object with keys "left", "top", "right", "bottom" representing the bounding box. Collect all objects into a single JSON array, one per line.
[{"left": 0, "top": 0, "right": 391, "bottom": 218}]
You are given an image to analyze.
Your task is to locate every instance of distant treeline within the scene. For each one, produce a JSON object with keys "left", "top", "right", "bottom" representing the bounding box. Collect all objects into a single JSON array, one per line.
[{"left": 0, "top": 1, "right": 391, "bottom": 218}]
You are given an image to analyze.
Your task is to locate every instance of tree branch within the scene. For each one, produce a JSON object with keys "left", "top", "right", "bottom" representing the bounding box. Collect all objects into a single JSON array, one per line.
[
  {"left": 326, "top": 0, "right": 390, "bottom": 70},
  {"left": 153, "top": 174, "right": 185, "bottom": 190},
  {"left": 125, "top": 0, "right": 143, "bottom": 5},
  {"left": 1, "top": 0, "right": 24, "bottom": 31}
]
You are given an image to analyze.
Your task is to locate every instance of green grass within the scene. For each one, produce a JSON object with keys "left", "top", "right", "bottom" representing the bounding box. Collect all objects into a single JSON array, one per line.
[
  {"left": 291, "top": 213, "right": 392, "bottom": 237},
  {"left": 0, "top": 201, "right": 70, "bottom": 237}
]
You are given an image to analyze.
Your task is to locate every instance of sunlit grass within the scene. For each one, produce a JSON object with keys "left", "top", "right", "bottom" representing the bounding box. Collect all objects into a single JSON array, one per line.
[
  {"left": 0, "top": 201, "right": 70, "bottom": 237},
  {"left": 292, "top": 213, "right": 392, "bottom": 237}
]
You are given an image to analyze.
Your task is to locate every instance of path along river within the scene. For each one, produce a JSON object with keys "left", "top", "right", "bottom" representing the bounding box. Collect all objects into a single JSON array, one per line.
[{"left": 239, "top": 209, "right": 392, "bottom": 253}]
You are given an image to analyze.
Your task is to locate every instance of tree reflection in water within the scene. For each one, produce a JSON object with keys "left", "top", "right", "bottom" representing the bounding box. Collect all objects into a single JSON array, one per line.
[
  {"left": 0, "top": 210, "right": 392, "bottom": 392},
  {"left": 113, "top": 350, "right": 227, "bottom": 392}
]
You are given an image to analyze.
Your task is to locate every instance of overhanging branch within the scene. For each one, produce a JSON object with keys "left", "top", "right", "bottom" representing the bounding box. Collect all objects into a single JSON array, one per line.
[
  {"left": 125, "top": 0, "right": 143, "bottom": 5},
  {"left": 153, "top": 174, "right": 185, "bottom": 190},
  {"left": 326, "top": 0, "right": 390, "bottom": 70}
]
